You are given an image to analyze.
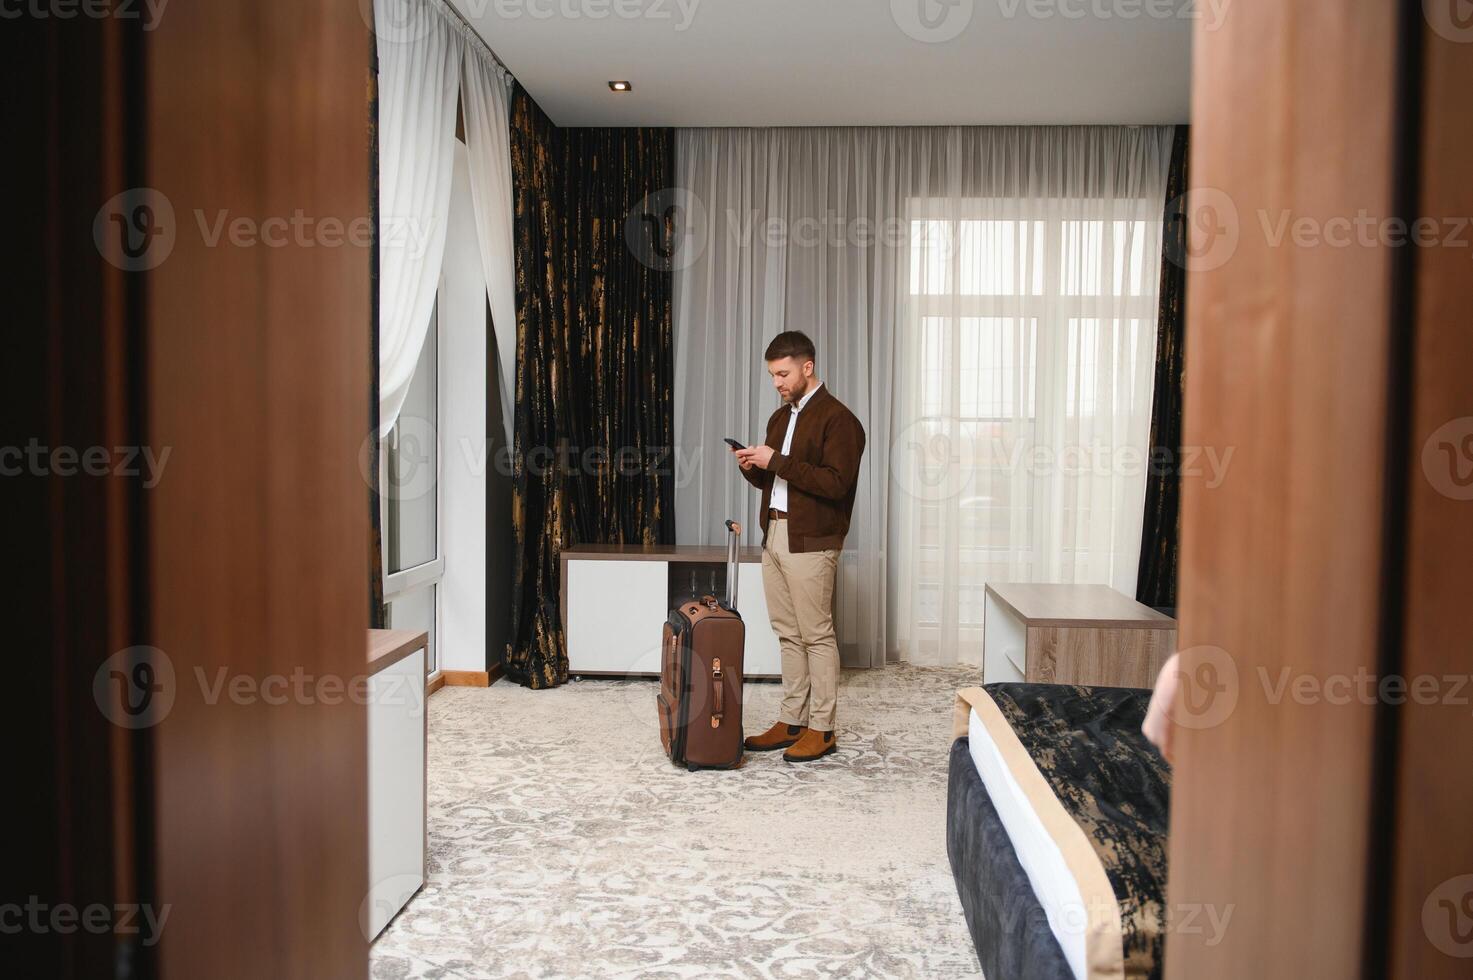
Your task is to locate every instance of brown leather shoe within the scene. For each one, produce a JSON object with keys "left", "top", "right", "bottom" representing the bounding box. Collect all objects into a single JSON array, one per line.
[
  {"left": 783, "top": 728, "right": 836, "bottom": 762},
  {"left": 745, "top": 721, "right": 805, "bottom": 752}
]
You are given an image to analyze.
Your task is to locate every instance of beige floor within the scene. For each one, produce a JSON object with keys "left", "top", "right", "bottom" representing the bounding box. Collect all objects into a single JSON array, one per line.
[{"left": 371, "top": 663, "right": 984, "bottom": 979}]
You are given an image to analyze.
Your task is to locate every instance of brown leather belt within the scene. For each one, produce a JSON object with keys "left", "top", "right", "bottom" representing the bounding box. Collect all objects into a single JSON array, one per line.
[{"left": 768, "top": 508, "right": 787, "bottom": 521}]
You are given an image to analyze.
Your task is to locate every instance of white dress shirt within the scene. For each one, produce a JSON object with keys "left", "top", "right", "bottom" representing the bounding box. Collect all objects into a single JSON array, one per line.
[{"left": 769, "top": 382, "right": 822, "bottom": 512}]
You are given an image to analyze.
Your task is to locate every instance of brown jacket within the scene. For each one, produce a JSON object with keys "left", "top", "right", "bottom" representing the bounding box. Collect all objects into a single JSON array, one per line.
[{"left": 740, "top": 384, "right": 866, "bottom": 553}]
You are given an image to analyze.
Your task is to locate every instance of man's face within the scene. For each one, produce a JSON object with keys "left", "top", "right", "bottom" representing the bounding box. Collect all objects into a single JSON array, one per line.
[{"left": 767, "top": 356, "right": 813, "bottom": 405}]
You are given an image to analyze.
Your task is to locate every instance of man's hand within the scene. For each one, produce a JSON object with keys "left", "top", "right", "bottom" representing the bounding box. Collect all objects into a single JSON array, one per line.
[
  {"left": 1142, "top": 652, "right": 1180, "bottom": 764},
  {"left": 734, "top": 445, "right": 775, "bottom": 470}
]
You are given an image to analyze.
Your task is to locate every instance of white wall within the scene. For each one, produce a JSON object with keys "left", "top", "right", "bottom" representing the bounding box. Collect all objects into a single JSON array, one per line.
[{"left": 437, "top": 140, "right": 488, "bottom": 673}]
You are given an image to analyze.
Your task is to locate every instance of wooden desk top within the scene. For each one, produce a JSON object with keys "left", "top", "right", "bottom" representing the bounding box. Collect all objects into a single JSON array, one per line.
[
  {"left": 367, "top": 628, "right": 429, "bottom": 676},
  {"left": 984, "top": 583, "right": 1176, "bottom": 630},
  {"left": 561, "top": 543, "right": 764, "bottom": 563}
]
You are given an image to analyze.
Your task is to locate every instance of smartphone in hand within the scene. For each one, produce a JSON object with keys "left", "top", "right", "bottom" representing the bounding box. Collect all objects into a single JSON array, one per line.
[{"left": 724, "top": 438, "right": 746, "bottom": 451}]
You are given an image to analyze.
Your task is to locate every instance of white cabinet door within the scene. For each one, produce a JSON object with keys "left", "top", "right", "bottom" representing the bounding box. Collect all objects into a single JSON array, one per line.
[{"left": 567, "top": 560, "right": 669, "bottom": 675}]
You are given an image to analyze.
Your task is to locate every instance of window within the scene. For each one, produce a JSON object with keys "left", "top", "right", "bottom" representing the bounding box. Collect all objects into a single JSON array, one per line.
[
  {"left": 382, "top": 298, "right": 442, "bottom": 675},
  {"left": 901, "top": 200, "right": 1160, "bottom": 637}
]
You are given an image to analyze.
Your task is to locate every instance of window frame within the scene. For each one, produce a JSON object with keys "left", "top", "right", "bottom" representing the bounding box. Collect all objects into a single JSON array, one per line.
[{"left": 380, "top": 291, "right": 445, "bottom": 679}]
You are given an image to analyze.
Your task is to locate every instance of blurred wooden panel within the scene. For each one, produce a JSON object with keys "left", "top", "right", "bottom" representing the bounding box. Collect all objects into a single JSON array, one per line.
[
  {"left": 1167, "top": 1, "right": 1400, "bottom": 976},
  {"left": 1386, "top": 15, "right": 1473, "bottom": 979},
  {"left": 145, "top": 2, "right": 371, "bottom": 977},
  {"left": 7, "top": 11, "right": 144, "bottom": 977}
]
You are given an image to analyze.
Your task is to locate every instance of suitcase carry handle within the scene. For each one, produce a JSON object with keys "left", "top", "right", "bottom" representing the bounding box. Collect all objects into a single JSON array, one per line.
[
  {"left": 711, "top": 657, "right": 725, "bottom": 727},
  {"left": 724, "top": 520, "right": 741, "bottom": 609}
]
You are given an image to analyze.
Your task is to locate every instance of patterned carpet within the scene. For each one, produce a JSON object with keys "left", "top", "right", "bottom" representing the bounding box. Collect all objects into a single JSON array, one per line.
[{"left": 370, "top": 664, "right": 984, "bottom": 979}]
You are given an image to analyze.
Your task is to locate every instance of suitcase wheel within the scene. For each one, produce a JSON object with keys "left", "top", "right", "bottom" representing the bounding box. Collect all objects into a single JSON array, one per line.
[{"left": 686, "top": 763, "right": 699, "bottom": 773}]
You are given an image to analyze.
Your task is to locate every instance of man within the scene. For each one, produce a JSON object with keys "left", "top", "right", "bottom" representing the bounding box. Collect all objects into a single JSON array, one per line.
[{"left": 732, "top": 331, "right": 866, "bottom": 762}]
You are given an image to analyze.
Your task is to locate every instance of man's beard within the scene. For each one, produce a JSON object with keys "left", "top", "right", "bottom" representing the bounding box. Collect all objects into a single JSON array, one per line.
[{"left": 785, "top": 376, "right": 810, "bottom": 404}]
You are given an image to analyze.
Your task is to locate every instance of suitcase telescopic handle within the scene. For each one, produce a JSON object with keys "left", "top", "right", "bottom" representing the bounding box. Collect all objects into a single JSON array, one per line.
[{"left": 724, "top": 520, "right": 741, "bottom": 609}]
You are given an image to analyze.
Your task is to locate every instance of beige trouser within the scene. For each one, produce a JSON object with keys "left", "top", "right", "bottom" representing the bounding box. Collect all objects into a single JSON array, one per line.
[{"left": 761, "top": 519, "right": 840, "bottom": 733}]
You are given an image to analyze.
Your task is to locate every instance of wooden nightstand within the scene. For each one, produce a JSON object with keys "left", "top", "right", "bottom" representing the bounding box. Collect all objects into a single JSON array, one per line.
[{"left": 982, "top": 583, "right": 1176, "bottom": 688}]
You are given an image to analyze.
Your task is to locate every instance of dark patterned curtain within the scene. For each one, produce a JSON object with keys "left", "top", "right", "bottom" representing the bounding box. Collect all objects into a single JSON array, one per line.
[
  {"left": 368, "top": 25, "right": 386, "bottom": 630},
  {"left": 505, "top": 82, "right": 675, "bottom": 688},
  {"left": 1136, "top": 125, "right": 1189, "bottom": 611}
]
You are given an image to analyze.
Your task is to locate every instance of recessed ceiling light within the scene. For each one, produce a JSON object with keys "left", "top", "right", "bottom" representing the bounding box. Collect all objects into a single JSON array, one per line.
[{"left": 608, "top": 80, "right": 632, "bottom": 92}]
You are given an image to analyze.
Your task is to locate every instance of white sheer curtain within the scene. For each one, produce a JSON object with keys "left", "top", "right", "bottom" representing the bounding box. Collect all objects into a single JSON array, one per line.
[
  {"left": 673, "top": 128, "right": 905, "bottom": 669},
  {"left": 673, "top": 125, "right": 1172, "bottom": 669},
  {"left": 459, "top": 40, "right": 517, "bottom": 446},
  {"left": 375, "top": 0, "right": 463, "bottom": 436},
  {"left": 891, "top": 127, "right": 1172, "bottom": 666}
]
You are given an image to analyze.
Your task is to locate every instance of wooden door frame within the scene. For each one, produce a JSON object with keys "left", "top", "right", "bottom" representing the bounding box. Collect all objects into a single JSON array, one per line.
[
  {"left": 13, "top": 4, "right": 374, "bottom": 977},
  {"left": 1169, "top": 3, "right": 1470, "bottom": 977}
]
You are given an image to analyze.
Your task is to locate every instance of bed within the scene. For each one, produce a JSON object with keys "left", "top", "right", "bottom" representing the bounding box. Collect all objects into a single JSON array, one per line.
[{"left": 946, "top": 684, "right": 1172, "bottom": 980}]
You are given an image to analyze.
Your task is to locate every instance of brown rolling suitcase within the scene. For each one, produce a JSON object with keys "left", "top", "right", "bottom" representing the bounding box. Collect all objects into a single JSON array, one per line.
[{"left": 657, "top": 519, "right": 745, "bottom": 771}]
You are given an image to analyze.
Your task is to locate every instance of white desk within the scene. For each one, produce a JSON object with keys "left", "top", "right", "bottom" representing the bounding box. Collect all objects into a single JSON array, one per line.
[
  {"left": 364, "top": 629, "right": 427, "bottom": 941},
  {"left": 561, "top": 544, "right": 782, "bottom": 679}
]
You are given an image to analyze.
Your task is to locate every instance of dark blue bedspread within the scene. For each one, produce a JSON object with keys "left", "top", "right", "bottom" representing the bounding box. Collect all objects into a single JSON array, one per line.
[{"left": 947, "top": 737, "right": 1074, "bottom": 980}]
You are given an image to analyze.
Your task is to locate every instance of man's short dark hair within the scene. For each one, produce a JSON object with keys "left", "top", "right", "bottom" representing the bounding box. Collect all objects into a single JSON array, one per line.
[{"left": 764, "top": 331, "right": 816, "bottom": 364}]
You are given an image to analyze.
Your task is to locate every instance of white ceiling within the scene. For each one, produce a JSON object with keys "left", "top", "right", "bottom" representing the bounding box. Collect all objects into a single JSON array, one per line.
[{"left": 449, "top": 0, "right": 1192, "bottom": 127}]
